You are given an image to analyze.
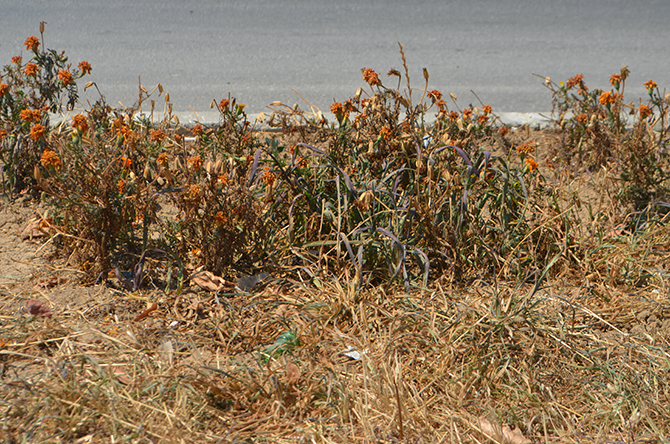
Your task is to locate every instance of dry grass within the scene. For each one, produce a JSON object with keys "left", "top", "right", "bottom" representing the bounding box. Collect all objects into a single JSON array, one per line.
[{"left": 2, "top": 253, "right": 669, "bottom": 442}]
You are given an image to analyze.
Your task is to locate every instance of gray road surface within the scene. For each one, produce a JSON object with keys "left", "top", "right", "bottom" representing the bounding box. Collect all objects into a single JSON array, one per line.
[{"left": 2, "top": 0, "right": 669, "bottom": 122}]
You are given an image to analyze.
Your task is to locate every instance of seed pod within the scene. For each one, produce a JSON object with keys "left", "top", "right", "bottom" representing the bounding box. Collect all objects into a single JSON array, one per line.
[
  {"left": 205, "top": 160, "right": 213, "bottom": 174},
  {"left": 143, "top": 163, "right": 152, "bottom": 180},
  {"left": 34, "top": 165, "right": 41, "bottom": 183}
]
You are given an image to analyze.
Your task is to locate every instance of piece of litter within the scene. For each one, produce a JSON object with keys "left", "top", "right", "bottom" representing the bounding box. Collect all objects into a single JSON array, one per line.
[{"left": 342, "top": 346, "right": 368, "bottom": 361}]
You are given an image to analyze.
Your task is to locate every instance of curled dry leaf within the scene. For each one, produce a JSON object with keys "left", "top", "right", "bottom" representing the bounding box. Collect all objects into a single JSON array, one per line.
[
  {"left": 191, "top": 270, "right": 235, "bottom": 292},
  {"left": 20, "top": 217, "right": 54, "bottom": 239},
  {"left": 478, "top": 416, "right": 531, "bottom": 444},
  {"left": 25, "top": 300, "right": 53, "bottom": 317},
  {"left": 133, "top": 302, "right": 158, "bottom": 322},
  {"left": 286, "top": 361, "right": 300, "bottom": 384}
]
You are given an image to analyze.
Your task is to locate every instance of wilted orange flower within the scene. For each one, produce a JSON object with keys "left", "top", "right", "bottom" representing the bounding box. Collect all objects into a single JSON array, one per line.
[
  {"left": 261, "top": 168, "right": 276, "bottom": 187},
  {"left": 427, "top": 90, "right": 442, "bottom": 101},
  {"left": 192, "top": 124, "right": 203, "bottom": 136},
  {"left": 72, "top": 114, "right": 88, "bottom": 133},
  {"left": 0, "top": 83, "right": 8, "bottom": 97},
  {"left": 30, "top": 124, "right": 46, "bottom": 141},
  {"left": 330, "top": 101, "right": 344, "bottom": 116},
  {"left": 25, "top": 63, "right": 38, "bottom": 76},
  {"left": 387, "top": 68, "right": 401, "bottom": 77},
  {"left": 120, "top": 156, "right": 132, "bottom": 169},
  {"left": 361, "top": 68, "right": 381, "bottom": 87},
  {"left": 218, "top": 173, "right": 230, "bottom": 187},
  {"left": 516, "top": 143, "right": 535, "bottom": 156},
  {"left": 525, "top": 157, "right": 538, "bottom": 172},
  {"left": 218, "top": 99, "right": 230, "bottom": 111},
  {"left": 576, "top": 113, "right": 588, "bottom": 125},
  {"left": 185, "top": 184, "right": 202, "bottom": 200},
  {"left": 644, "top": 79, "right": 657, "bottom": 91},
  {"left": 24, "top": 36, "right": 40, "bottom": 52},
  {"left": 20, "top": 109, "right": 33, "bottom": 122},
  {"left": 436, "top": 99, "right": 446, "bottom": 111},
  {"left": 214, "top": 211, "right": 227, "bottom": 226},
  {"left": 462, "top": 108, "right": 472, "bottom": 120},
  {"left": 78, "top": 61, "right": 92, "bottom": 75},
  {"left": 482, "top": 104, "right": 492, "bottom": 115},
  {"left": 157, "top": 152, "right": 169, "bottom": 166},
  {"left": 11, "top": 56, "right": 21, "bottom": 65},
  {"left": 610, "top": 73, "right": 622, "bottom": 87},
  {"left": 477, "top": 114, "right": 488, "bottom": 124},
  {"left": 448, "top": 111, "right": 459, "bottom": 121},
  {"left": 58, "top": 69, "right": 73, "bottom": 86},
  {"left": 150, "top": 129, "right": 165, "bottom": 142},
  {"left": 379, "top": 126, "right": 392, "bottom": 140},
  {"left": 40, "top": 149, "right": 61, "bottom": 172},
  {"left": 188, "top": 155, "right": 202, "bottom": 170},
  {"left": 566, "top": 74, "right": 584, "bottom": 89},
  {"left": 639, "top": 104, "right": 652, "bottom": 119}
]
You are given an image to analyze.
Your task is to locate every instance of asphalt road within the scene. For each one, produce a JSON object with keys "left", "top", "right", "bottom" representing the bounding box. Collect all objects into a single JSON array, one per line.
[{"left": 2, "top": 0, "right": 670, "bottom": 122}]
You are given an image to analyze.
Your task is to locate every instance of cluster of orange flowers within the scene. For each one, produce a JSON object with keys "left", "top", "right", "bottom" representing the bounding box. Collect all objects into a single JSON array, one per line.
[
  {"left": 58, "top": 69, "right": 73, "bottom": 86},
  {"left": 30, "top": 124, "right": 46, "bottom": 141},
  {"left": 188, "top": 155, "right": 202, "bottom": 170},
  {"left": 71, "top": 114, "right": 88, "bottom": 133},
  {"left": 157, "top": 152, "right": 169, "bottom": 166},
  {"left": 361, "top": 68, "right": 381, "bottom": 87},
  {"left": 24, "top": 36, "right": 40, "bottom": 52},
  {"left": 598, "top": 91, "right": 621, "bottom": 106},
  {"left": 20, "top": 108, "right": 42, "bottom": 122},
  {"left": 40, "top": 148, "right": 61, "bottom": 171}
]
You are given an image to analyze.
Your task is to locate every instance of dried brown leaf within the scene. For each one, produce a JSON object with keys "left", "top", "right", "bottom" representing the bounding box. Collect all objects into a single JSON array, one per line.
[
  {"left": 25, "top": 300, "right": 53, "bottom": 317},
  {"left": 191, "top": 270, "right": 235, "bottom": 292},
  {"left": 478, "top": 417, "right": 531, "bottom": 444},
  {"left": 286, "top": 361, "right": 300, "bottom": 384}
]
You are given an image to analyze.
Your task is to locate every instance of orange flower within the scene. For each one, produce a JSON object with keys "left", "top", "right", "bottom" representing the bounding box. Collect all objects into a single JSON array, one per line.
[
  {"left": 218, "top": 99, "right": 230, "bottom": 111},
  {"left": 462, "top": 108, "right": 472, "bottom": 120},
  {"left": 20, "top": 109, "right": 33, "bottom": 122},
  {"left": 644, "top": 79, "right": 657, "bottom": 91},
  {"left": 639, "top": 104, "right": 652, "bottom": 119},
  {"left": 482, "top": 104, "right": 492, "bottom": 115},
  {"left": 150, "top": 129, "right": 165, "bottom": 142},
  {"left": 0, "top": 83, "right": 8, "bottom": 97},
  {"left": 0, "top": 129, "right": 6, "bottom": 141},
  {"left": 24, "top": 36, "right": 40, "bottom": 52},
  {"left": 427, "top": 90, "right": 442, "bottom": 101},
  {"left": 72, "top": 114, "right": 88, "bottom": 133},
  {"left": 214, "top": 211, "right": 227, "bottom": 226},
  {"left": 30, "top": 123, "right": 46, "bottom": 141},
  {"left": 598, "top": 91, "right": 614, "bottom": 106},
  {"left": 120, "top": 156, "right": 132, "bottom": 169},
  {"left": 261, "top": 168, "right": 276, "bottom": 187},
  {"left": 58, "top": 69, "right": 74, "bottom": 86},
  {"left": 11, "top": 56, "right": 22, "bottom": 65},
  {"left": 192, "top": 124, "right": 203, "bottom": 136},
  {"left": 576, "top": 113, "right": 588, "bottom": 125},
  {"left": 188, "top": 155, "right": 202, "bottom": 170},
  {"left": 609, "top": 73, "right": 622, "bottom": 87},
  {"left": 185, "top": 184, "right": 203, "bottom": 200},
  {"left": 77, "top": 61, "right": 92, "bottom": 75},
  {"left": 25, "top": 63, "right": 38, "bottom": 76},
  {"left": 40, "top": 149, "right": 61, "bottom": 172},
  {"left": 448, "top": 111, "right": 459, "bottom": 121},
  {"left": 477, "top": 114, "right": 488, "bottom": 124},
  {"left": 32, "top": 109, "right": 42, "bottom": 122},
  {"left": 157, "top": 152, "right": 169, "bottom": 166},
  {"left": 525, "top": 157, "right": 538, "bottom": 172},
  {"left": 217, "top": 173, "right": 230, "bottom": 187},
  {"left": 117, "top": 179, "right": 125, "bottom": 194},
  {"left": 566, "top": 74, "right": 584, "bottom": 89},
  {"left": 499, "top": 127, "right": 509, "bottom": 137},
  {"left": 516, "top": 143, "right": 535, "bottom": 156},
  {"left": 361, "top": 68, "right": 381, "bottom": 87},
  {"left": 379, "top": 126, "right": 392, "bottom": 140}
]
